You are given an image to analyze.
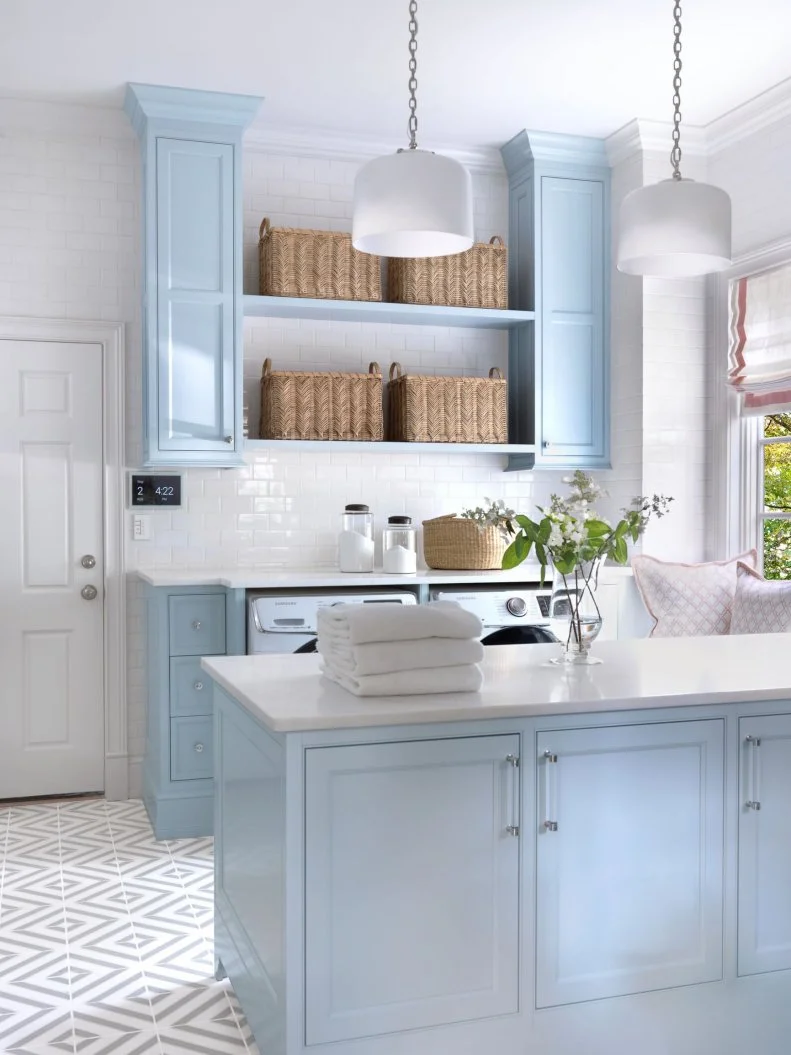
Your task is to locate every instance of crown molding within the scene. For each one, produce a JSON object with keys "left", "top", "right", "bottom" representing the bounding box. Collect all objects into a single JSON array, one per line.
[
  {"left": 707, "top": 75, "right": 791, "bottom": 154},
  {"left": 0, "top": 95, "right": 134, "bottom": 139},
  {"left": 124, "top": 83, "right": 262, "bottom": 137},
  {"left": 243, "top": 123, "right": 505, "bottom": 175},
  {"left": 605, "top": 118, "right": 708, "bottom": 167}
]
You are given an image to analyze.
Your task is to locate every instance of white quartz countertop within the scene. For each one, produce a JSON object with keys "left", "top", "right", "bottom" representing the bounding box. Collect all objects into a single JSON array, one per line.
[
  {"left": 201, "top": 634, "right": 791, "bottom": 733},
  {"left": 136, "top": 565, "right": 632, "bottom": 589}
]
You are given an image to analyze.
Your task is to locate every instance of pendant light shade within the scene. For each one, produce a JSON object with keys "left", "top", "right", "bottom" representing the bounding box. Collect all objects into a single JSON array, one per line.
[
  {"left": 615, "top": 0, "right": 732, "bottom": 277},
  {"left": 618, "top": 177, "right": 732, "bottom": 277},
  {"left": 352, "top": 149, "right": 474, "bottom": 258}
]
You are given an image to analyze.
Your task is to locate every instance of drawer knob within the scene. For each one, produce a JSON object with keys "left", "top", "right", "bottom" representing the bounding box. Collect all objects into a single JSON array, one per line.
[
  {"left": 194, "top": 681, "right": 204, "bottom": 691},
  {"left": 194, "top": 743, "right": 204, "bottom": 754},
  {"left": 192, "top": 620, "right": 202, "bottom": 631}
]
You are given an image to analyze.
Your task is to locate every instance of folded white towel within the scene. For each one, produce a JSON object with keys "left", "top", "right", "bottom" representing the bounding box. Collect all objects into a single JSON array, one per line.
[
  {"left": 319, "top": 636, "right": 485, "bottom": 676},
  {"left": 322, "top": 662, "right": 483, "bottom": 697},
  {"left": 317, "top": 601, "right": 482, "bottom": 646}
]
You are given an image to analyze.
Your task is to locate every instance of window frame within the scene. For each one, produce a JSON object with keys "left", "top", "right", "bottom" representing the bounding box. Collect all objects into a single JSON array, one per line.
[{"left": 712, "top": 236, "right": 791, "bottom": 568}]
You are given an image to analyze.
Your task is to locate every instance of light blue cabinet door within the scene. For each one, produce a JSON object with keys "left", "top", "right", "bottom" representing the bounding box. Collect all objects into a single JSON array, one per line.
[
  {"left": 738, "top": 714, "right": 791, "bottom": 976},
  {"left": 538, "top": 176, "right": 608, "bottom": 466},
  {"left": 155, "top": 138, "right": 235, "bottom": 455},
  {"left": 304, "top": 734, "right": 520, "bottom": 1044},
  {"left": 536, "top": 720, "right": 724, "bottom": 1007}
]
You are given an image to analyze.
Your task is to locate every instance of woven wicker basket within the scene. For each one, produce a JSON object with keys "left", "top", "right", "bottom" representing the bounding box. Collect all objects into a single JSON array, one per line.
[
  {"left": 259, "top": 359, "right": 384, "bottom": 441},
  {"left": 258, "top": 218, "right": 382, "bottom": 301},
  {"left": 422, "top": 515, "right": 507, "bottom": 570},
  {"left": 388, "top": 236, "right": 507, "bottom": 309},
  {"left": 387, "top": 363, "right": 507, "bottom": 444}
]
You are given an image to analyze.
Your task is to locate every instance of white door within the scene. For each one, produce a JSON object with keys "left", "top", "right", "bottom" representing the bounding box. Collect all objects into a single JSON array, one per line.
[
  {"left": 0, "top": 339, "right": 104, "bottom": 798},
  {"left": 304, "top": 734, "right": 521, "bottom": 1045},
  {"left": 536, "top": 719, "right": 725, "bottom": 1008},
  {"left": 738, "top": 715, "right": 791, "bottom": 976}
]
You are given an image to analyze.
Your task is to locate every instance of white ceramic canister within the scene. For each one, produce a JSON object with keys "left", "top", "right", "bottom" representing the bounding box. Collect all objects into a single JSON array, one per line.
[
  {"left": 338, "top": 504, "right": 375, "bottom": 573},
  {"left": 382, "top": 515, "right": 417, "bottom": 574}
]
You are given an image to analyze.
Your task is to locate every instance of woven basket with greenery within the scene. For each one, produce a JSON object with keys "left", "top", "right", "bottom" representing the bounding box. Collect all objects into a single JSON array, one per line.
[
  {"left": 259, "top": 358, "right": 383, "bottom": 441},
  {"left": 258, "top": 218, "right": 382, "bottom": 301},
  {"left": 422, "top": 515, "right": 507, "bottom": 570},
  {"left": 388, "top": 236, "right": 507, "bottom": 309}
]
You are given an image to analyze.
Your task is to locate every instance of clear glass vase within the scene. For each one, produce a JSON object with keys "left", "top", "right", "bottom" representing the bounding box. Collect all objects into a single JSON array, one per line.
[{"left": 548, "top": 560, "right": 604, "bottom": 665}]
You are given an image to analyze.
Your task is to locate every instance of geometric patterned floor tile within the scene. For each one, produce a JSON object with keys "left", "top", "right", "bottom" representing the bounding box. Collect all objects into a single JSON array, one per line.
[{"left": 0, "top": 799, "right": 254, "bottom": 1055}]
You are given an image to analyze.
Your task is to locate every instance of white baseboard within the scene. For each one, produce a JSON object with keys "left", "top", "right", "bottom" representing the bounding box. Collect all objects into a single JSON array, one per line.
[
  {"left": 105, "top": 753, "right": 130, "bottom": 800},
  {"left": 128, "top": 756, "right": 143, "bottom": 800}
]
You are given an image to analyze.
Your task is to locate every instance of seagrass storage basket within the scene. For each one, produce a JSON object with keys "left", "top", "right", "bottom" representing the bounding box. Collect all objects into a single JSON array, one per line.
[
  {"left": 388, "top": 236, "right": 507, "bottom": 309},
  {"left": 387, "top": 363, "right": 507, "bottom": 444},
  {"left": 258, "top": 218, "right": 382, "bottom": 301},
  {"left": 259, "top": 359, "right": 384, "bottom": 441},
  {"left": 422, "top": 515, "right": 507, "bottom": 570}
]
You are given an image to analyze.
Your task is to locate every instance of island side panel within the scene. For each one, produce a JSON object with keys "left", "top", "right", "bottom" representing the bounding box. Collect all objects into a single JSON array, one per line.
[{"left": 214, "top": 684, "right": 288, "bottom": 1055}]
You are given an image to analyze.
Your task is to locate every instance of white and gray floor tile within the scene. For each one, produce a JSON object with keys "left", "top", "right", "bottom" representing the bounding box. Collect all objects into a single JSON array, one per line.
[{"left": 0, "top": 798, "right": 258, "bottom": 1055}]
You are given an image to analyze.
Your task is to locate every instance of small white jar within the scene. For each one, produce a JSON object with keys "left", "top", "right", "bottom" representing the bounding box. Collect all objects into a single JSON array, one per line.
[
  {"left": 382, "top": 516, "right": 417, "bottom": 574},
  {"left": 338, "top": 504, "right": 375, "bottom": 573}
]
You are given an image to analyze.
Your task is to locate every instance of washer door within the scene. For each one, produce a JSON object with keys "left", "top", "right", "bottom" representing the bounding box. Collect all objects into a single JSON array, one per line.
[
  {"left": 294, "top": 638, "right": 319, "bottom": 654},
  {"left": 481, "top": 626, "right": 556, "bottom": 646}
]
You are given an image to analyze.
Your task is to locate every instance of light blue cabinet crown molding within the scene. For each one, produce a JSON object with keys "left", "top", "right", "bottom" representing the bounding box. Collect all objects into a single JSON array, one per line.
[
  {"left": 125, "top": 84, "right": 262, "bottom": 468},
  {"left": 502, "top": 130, "right": 611, "bottom": 472}
]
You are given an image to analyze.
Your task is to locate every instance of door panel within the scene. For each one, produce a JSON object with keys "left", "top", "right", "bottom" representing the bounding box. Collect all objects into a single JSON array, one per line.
[
  {"left": 738, "top": 714, "right": 791, "bottom": 976},
  {"left": 304, "top": 734, "right": 520, "bottom": 1044},
  {"left": 0, "top": 339, "right": 104, "bottom": 798},
  {"left": 155, "top": 137, "right": 235, "bottom": 453},
  {"left": 536, "top": 720, "right": 724, "bottom": 1007}
]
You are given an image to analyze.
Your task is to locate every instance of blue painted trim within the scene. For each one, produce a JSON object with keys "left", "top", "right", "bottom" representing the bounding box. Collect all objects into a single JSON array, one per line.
[
  {"left": 244, "top": 294, "right": 535, "bottom": 330},
  {"left": 124, "top": 83, "right": 262, "bottom": 135},
  {"left": 501, "top": 129, "right": 609, "bottom": 176}
]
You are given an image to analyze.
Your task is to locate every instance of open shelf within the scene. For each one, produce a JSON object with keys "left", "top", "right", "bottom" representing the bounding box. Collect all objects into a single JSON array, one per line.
[
  {"left": 245, "top": 438, "right": 536, "bottom": 458},
  {"left": 243, "top": 294, "right": 535, "bottom": 330}
]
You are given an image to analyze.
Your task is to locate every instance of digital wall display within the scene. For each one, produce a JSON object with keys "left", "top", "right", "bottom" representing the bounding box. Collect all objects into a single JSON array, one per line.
[{"left": 131, "top": 474, "right": 182, "bottom": 507}]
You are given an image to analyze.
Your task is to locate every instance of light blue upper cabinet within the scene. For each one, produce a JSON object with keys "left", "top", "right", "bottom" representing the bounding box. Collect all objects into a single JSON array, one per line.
[
  {"left": 502, "top": 131, "right": 611, "bottom": 470},
  {"left": 125, "top": 84, "right": 262, "bottom": 467}
]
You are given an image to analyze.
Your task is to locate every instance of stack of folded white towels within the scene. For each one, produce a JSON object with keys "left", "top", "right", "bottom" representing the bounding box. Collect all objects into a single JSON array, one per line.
[{"left": 317, "top": 601, "right": 485, "bottom": 696}]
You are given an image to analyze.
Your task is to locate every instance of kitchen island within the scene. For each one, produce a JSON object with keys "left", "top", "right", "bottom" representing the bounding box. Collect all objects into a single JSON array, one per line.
[{"left": 202, "top": 636, "right": 791, "bottom": 1055}]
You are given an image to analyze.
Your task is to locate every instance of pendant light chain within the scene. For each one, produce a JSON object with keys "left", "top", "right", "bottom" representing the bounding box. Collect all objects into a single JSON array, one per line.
[
  {"left": 670, "top": 0, "right": 683, "bottom": 180},
  {"left": 407, "top": 0, "right": 419, "bottom": 150}
]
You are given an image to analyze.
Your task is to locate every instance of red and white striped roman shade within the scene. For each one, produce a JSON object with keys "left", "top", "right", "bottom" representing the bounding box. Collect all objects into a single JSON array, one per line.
[{"left": 728, "top": 263, "right": 791, "bottom": 414}]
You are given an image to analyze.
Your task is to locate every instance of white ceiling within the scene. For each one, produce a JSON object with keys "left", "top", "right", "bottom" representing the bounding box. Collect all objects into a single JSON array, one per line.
[{"left": 3, "top": 0, "right": 791, "bottom": 146}]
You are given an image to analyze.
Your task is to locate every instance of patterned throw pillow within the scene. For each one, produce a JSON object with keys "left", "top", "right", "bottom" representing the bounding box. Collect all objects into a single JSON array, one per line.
[
  {"left": 632, "top": 551, "right": 758, "bottom": 638},
  {"left": 730, "top": 562, "right": 791, "bottom": 634}
]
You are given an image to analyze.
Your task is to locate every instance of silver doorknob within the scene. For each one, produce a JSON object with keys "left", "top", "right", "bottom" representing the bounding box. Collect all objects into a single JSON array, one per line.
[
  {"left": 81, "top": 554, "right": 96, "bottom": 569},
  {"left": 81, "top": 585, "right": 98, "bottom": 601}
]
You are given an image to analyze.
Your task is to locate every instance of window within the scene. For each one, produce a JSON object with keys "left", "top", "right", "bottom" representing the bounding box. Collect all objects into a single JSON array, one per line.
[{"left": 761, "top": 414, "right": 791, "bottom": 579}]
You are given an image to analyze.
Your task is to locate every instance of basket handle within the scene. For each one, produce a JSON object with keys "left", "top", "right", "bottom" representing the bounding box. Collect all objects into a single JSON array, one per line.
[
  {"left": 261, "top": 357, "right": 272, "bottom": 379},
  {"left": 489, "top": 367, "right": 504, "bottom": 379},
  {"left": 489, "top": 235, "right": 505, "bottom": 247},
  {"left": 369, "top": 362, "right": 380, "bottom": 375},
  {"left": 259, "top": 217, "right": 271, "bottom": 240},
  {"left": 389, "top": 362, "right": 404, "bottom": 382}
]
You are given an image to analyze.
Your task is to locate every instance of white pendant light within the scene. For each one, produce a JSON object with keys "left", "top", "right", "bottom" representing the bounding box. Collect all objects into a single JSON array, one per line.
[
  {"left": 352, "top": 1, "right": 473, "bottom": 258},
  {"left": 617, "top": 1, "right": 731, "bottom": 277}
]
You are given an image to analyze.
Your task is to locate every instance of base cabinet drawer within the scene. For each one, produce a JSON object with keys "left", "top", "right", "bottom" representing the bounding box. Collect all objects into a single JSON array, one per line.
[
  {"left": 169, "top": 595, "right": 226, "bottom": 656},
  {"left": 171, "top": 716, "right": 213, "bottom": 781},
  {"left": 170, "top": 657, "right": 212, "bottom": 716}
]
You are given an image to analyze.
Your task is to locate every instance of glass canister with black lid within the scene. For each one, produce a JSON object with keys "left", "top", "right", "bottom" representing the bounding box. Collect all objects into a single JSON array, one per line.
[
  {"left": 339, "top": 504, "right": 375, "bottom": 572},
  {"left": 382, "top": 515, "right": 417, "bottom": 574}
]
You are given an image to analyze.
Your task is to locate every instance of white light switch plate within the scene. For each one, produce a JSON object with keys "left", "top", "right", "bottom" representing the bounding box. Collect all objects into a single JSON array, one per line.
[{"left": 133, "top": 514, "right": 152, "bottom": 541}]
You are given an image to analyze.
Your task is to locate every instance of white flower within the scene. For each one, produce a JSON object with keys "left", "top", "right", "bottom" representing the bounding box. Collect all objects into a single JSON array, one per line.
[{"left": 548, "top": 525, "right": 563, "bottom": 547}]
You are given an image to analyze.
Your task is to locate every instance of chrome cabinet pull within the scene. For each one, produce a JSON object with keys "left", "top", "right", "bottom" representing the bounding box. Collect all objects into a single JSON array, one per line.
[
  {"left": 194, "top": 743, "right": 204, "bottom": 754},
  {"left": 81, "top": 554, "right": 96, "bottom": 569},
  {"left": 224, "top": 435, "right": 233, "bottom": 444},
  {"left": 745, "top": 735, "right": 762, "bottom": 810},
  {"left": 81, "top": 584, "right": 98, "bottom": 601},
  {"left": 543, "top": 749, "right": 559, "bottom": 831},
  {"left": 192, "top": 620, "right": 202, "bottom": 631},
  {"left": 505, "top": 754, "right": 520, "bottom": 837},
  {"left": 193, "top": 681, "right": 204, "bottom": 692}
]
